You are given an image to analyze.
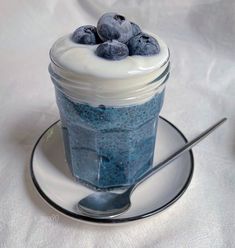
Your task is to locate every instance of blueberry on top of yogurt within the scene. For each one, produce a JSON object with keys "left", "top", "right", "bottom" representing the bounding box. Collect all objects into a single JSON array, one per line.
[
  {"left": 72, "top": 25, "right": 101, "bottom": 45},
  {"left": 97, "top": 12, "right": 133, "bottom": 43},
  {"left": 96, "top": 40, "right": 129, "bottom": 60},
  {"left": 128, "top": 33, "right": 160, "bottom": 56}
]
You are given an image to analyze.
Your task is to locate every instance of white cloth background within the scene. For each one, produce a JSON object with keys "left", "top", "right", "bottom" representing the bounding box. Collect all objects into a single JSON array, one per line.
[{"left": 0, "top": 0, "right": 234, "bottom": 247}]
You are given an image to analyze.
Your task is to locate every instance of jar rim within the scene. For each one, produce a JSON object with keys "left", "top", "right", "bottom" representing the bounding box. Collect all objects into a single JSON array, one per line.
[{"left": 49, "top": 48, "right": 170, "bottom": 107}]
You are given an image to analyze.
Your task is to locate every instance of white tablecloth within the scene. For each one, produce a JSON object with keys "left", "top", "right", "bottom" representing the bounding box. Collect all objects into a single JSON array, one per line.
[{"left": 0, "top": 0, "right": 234, "bottom": 247}]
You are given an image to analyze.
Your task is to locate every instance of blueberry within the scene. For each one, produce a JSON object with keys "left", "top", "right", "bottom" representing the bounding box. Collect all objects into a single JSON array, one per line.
[
  {"left": 97, "top": 12, "right": 133, "bottom": 43},
  {"left": 96, "top": 40, "right": 129, "bottom": 60},
  {"left": 72, "top": 25, "right": 101, "bottom": 45},
  {"left": 128, "top": 33, "right": 160, "bottom": 56},
  {"left": 130, "top": 22, "right": 141, "bottom": 36}
]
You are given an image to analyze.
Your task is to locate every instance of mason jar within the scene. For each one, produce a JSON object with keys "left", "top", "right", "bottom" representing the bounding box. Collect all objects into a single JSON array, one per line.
[{"left": 49, "top": 34, "right": 170, "bottom": 190}]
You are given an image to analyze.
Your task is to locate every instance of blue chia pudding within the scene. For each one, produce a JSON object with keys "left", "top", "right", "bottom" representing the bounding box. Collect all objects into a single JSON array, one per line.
[
  {"left": 49, "top": 12, "right": 170, "bottom": 190},
  {"left": 55, "top": 88, "right": 165, "bottom": 189}
]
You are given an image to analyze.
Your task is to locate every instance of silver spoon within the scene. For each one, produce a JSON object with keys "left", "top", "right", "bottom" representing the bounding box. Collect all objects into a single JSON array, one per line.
[{"left": 77, "top": 118, "right": 227, "bottom": 218}]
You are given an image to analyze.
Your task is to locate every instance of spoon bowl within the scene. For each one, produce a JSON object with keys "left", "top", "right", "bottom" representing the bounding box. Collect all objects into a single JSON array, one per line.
[{"left": 78, "top": 191, "right": 131, "bottom": 218}]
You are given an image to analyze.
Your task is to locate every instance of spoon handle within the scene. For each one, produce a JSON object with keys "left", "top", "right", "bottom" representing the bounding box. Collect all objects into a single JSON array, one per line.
[{"left": 130, "top": 117, "right": 227, "bottom": 192}]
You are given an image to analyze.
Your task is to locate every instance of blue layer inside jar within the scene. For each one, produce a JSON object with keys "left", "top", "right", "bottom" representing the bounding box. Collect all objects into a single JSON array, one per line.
[{"left": 55, "top": 88, "right": 165, "bottom": 190}]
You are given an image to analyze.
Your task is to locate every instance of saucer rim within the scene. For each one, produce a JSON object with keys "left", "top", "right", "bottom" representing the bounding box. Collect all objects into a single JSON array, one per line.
[{"left": 30, "top": 116, "right": 194, "bottom": 224}]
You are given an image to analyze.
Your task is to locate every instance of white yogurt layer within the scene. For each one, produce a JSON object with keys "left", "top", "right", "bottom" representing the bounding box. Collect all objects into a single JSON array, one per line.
[{"left": 49, "top": 32, "right": 170, "bottom": 107}]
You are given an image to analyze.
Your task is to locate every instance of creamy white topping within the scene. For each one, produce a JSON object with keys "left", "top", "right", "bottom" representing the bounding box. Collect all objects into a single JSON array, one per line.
[{"left": 49, "top": 33, "right": 170, "bottom": 106}]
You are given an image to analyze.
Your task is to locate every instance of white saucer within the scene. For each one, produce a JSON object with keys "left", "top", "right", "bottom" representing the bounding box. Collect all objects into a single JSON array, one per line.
[{"left": 30, "top": 117, "right": 194, "bottom": 225}]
